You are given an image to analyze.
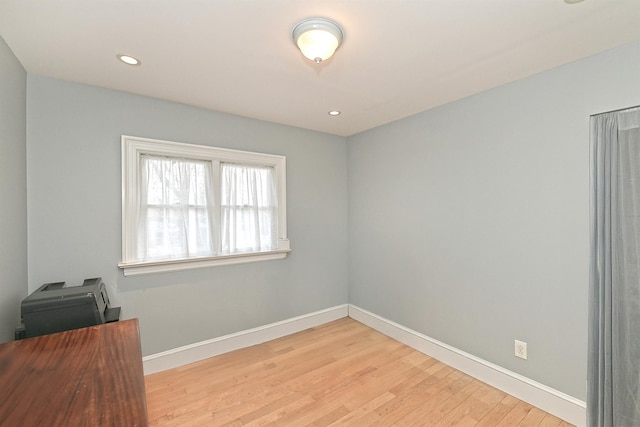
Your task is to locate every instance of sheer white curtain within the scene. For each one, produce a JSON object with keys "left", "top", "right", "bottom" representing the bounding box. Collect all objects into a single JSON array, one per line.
[
  {"left": 588, "top": 106, "right": 640, "bottom": 426},
  {"left": 138, "top": 155, "right": 215, "bottom": 261},
  {"left": 220, "top": 163, "right": 277, "bottom": 254}
]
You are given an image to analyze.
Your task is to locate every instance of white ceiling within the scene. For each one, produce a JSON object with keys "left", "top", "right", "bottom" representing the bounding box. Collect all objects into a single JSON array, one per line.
[{"left": 1, "top": 0, "right": 639, "bottom": 137}]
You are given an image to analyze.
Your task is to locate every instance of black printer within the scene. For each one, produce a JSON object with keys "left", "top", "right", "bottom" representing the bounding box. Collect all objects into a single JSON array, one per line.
[{"left": 15, "top": 277, "right": 121, "bottom": 340}]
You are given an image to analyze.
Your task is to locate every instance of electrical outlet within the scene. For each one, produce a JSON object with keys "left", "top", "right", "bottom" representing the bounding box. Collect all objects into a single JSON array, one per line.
[{"left": 515, "top": 340, "right": 527, "bottom": 360}]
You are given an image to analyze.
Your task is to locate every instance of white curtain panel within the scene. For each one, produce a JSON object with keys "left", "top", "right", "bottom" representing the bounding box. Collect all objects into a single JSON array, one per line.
[
  {"left": 138, "top": 155, "right": 215, "bottom": 261},
  {"left": 220, "top": 163, "right": 278, "bottom": 255}
]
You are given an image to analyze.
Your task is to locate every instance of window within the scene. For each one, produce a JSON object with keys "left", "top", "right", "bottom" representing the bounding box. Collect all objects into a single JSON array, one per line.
[{"left": 119, "top": 136, "right": 289, "bottom": 276}]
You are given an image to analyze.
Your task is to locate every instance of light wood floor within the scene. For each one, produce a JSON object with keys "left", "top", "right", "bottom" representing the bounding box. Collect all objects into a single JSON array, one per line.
[{"left": 145, "top": 318, "right": 574, "bottom": 426}]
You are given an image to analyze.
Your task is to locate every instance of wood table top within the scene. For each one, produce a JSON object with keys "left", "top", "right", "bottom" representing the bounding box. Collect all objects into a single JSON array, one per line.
[{"left": 0, "top": 319, "right": 148, "bottom": 427}]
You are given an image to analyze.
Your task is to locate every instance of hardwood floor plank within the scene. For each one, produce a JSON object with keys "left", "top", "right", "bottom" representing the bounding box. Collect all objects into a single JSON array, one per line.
[
  {"left": 518, "top": 406, "right": 550, "bottom": 427},
  {"left": 145, "top": 318, "right": 575, "bottom": 427},
  {"left": 414, "top": 379, "right": 484, "bottom": 425},
  {"left": 496, "top": 400, "right": 535, "bottom": 426},
  {"left": 436, "top": 384, "right": 507, "bottom": 426},
  {"left": 475, "top": 394, "right": 521, "bottom": 426},
  {"left": 390, "top": 372, "right": 474, "bottom": 426},
  {"left": 538, "top": 413, "right": 565, "bottom": 427},
  {"left": 327, "top": 392, "right": 396, "bottom": 425},
  {"left": 369, "top": 365, "right": 463, "bottom": 425},
  {"left": 237, "top": 392, "right": 311, "bottom": 425}
]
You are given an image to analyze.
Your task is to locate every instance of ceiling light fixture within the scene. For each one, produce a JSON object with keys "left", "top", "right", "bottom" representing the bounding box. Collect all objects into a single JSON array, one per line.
[
  {"left": 117, "top": 54, "right": 141, "bottom": 66},
  {"left": 328, "top": 110, "right": 341, "bottom": 116},
  {"left": 292, "top": 18, "right": 343, "bottom": 64}
]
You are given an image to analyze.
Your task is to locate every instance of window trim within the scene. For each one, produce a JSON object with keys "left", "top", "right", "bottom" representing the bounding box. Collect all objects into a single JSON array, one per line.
[{"left": 119, "top": 135, "right": 290, "bottom": 276}]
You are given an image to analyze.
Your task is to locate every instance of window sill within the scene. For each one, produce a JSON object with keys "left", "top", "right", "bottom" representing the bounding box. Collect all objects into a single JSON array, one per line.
[{"left": 119, "top": 248, "right": 291, "bottom": 276}]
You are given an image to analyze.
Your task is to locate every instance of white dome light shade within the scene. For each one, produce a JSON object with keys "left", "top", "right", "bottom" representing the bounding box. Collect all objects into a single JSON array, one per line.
[{"left": 293, "top": 18, "right": 343, "bottom": 63}]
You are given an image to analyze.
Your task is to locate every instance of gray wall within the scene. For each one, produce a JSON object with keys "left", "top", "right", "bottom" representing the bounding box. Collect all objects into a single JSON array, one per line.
[
  {"left": 11, "top": 34, "right": 640, "bottom": 402},
  {"left": 0, "top": 36, "right": 27, "bottom": 343},
  {"left": 26, "top": 76, "right": 348, "bottom": 355},
  {"left": 348, "top": 40, "right": 640, "bottom": 401}
]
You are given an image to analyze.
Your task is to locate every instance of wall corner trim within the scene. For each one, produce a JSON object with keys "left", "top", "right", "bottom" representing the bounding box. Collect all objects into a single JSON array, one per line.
[{"left": 348, "top": 305, "right": 586, "bottom": 427}]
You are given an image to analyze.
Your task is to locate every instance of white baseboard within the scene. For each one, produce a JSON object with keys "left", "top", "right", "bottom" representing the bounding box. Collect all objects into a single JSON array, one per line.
[
  {"left": 348, "top": 305, "right": 586, "bottom": 427},
  {"left": 142, "top": 304, "right": 349, "bottom": 375},
  {"left": 142, "top": 303, "right": 586, "bottom": 426}
]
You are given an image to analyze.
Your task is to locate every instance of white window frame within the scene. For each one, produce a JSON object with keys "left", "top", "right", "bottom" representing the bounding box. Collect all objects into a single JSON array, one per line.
[{"left": 119, "top": 135, "right": 290, "bottom": 276}]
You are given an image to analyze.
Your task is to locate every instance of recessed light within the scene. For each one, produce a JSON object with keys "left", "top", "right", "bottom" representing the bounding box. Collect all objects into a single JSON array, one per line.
[
  {"left": 564, "top": 0, "right": 585, "bottom": 4},
  {"left": 117, "top": 54, "right": 141, "bottom": 66},
  {"left": 328, "top": 110, "right": 341, "bottom": 116}
]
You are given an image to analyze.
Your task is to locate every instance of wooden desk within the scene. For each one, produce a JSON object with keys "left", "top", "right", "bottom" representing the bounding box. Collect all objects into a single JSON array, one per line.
[{"left": 0, "top": 319, "right": 148, "bottom": 426}]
